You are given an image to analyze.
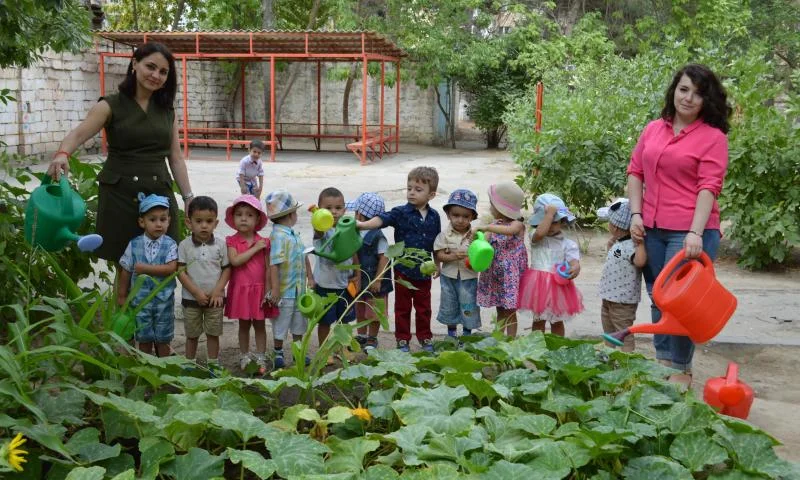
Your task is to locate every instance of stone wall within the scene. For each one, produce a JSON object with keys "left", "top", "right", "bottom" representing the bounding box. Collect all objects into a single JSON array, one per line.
[{"left": 0, "top": 49, "right": 438, "bottom": 158}]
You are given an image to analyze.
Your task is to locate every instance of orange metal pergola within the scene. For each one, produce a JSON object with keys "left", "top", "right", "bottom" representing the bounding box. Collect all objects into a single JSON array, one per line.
[{"left": 94, "top": 30, "right": 406, "bottom": 165}]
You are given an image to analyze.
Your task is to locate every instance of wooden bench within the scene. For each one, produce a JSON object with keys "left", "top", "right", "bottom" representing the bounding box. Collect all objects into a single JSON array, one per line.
[{"left": 179, "top": 127, "right": 273, "bottom": 160}]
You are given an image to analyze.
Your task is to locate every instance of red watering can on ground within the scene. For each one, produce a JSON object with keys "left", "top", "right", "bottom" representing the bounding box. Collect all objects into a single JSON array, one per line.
[
  {"left": 603, "top": 249, "right": 737, "bottom": 346},
  {"left": 703, "top": 362, "right": 754, "bottom": 419}
]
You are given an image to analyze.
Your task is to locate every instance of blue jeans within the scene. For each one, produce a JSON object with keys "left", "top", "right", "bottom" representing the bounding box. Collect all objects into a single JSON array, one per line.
[
  {"left": 643, "top": 228, "right": 720, "bottom": 372},
  {"left": 436, "top": 275, "right": 481, "bottom": 330}
]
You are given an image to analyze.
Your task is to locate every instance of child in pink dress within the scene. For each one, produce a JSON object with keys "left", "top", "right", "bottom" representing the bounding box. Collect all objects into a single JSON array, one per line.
[
  {"left": 224, "top": 195, "right": 279, "bottom": 375},
  {"left": 476, "top": 182, "right": 528, "bottom": 337},
  {"left": 519, "top": 193, "right": 584, "bottom": 336}
]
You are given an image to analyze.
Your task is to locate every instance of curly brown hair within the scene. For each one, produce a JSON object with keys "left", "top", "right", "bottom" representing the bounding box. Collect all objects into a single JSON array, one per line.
[
  {"left": 661, "top": 64, "right": 731, "bottom": 134},
  {"left": 407, "top": 166, "right": 439, "bottom": 192}
]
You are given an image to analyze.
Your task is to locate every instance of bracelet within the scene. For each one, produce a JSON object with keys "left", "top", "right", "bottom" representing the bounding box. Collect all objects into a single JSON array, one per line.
[
  {"left": 53, "top": 150, "right": 71, "bottom": 159},
  {"left": 631, "top": 212, "right": 642, "bottom": 217},
  {"left": 182, "top": 192, "right": 195, "bottom": 201},
  {"left": 687, "top": 230, "right": 703, "bottom": 237}
]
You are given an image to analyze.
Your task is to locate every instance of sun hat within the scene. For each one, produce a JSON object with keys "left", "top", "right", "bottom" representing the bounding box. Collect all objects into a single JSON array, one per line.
[
  {"left": 225, "top": 194, "right": 268, "bottom": 231},
  {"left": 138, "top": 193, "right": 170, "bottom": 214},
  {"left": 596, "top": 197, "right": 627, "bottom": 221},
  {"left": 265, "top": 190, "right": 303, "bottom": 220},
  {"left": 606, "top": 198, "right": 632, "bottom": 231},
  {"left": 443, "top": 189, "right": 478, "bottom": 216},
  {"left": 528, "top": 193, "right": 576, "bottom": 226},
  {"left": 488, "top": 182, "right": 525, "bottom": 220},
  {"left": 346, "top": 192, "right": 385, "bottom": 220}
]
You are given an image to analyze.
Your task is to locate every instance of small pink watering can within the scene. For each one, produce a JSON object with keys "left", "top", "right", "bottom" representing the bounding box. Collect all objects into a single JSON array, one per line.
[
  {"left": 603, "top": 250, "right": 737, "bottom": 346},
  {"left": 553, "top": 261, "right": 571, "bottom": 286}
]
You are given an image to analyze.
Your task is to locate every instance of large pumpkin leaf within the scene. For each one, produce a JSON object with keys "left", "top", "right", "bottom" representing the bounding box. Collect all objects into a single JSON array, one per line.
[
  {"left": 417, "top": 350, "right": 492, "bottom": 373},
  {"left": 139, "top": 436, "right": 175, "bottom": 480},
  {"left": 160, "top": 447, "right": 225, "bottom": 480},
  {"left": 65, "top": 427, "right": 121, "bottom": 463},
  {"left": 622, "top": 456, "right": 693, "bottom": 480},
  {"left": 669, "top": 432, "right": 729, "bottom": 471},
  {"left": 391, "top": 385, "right": 469, "bottom": 424},
  {"left": 494, "top": 331, "right": 549, "bottom": 363},
  {"left": 34, "top": 389, "right": 85, "bottom": 426},
  {"left": 268, "top": 431, "right": 330, "bottom": 477},
  {"left": 368, "top": 349, "right": 420, "bottom": 376},
  {"left": 480, "top": 460, "right": 537, "bottom": 479},
  {"left": 526, "top": 441, "right": 573, "bottom": 480},
  {"left": 366, "top": 387, "right": 399, "bottom": 421},
  {"left": 210, "top": 409, "right": 281, "bottom": 443},
  {"left": 363, "top": 464, "right": 401, "bottom": 479},
  {"left": 544, "top": 344, "right": 601, "bottom": 370},
  {"left": 325, "top": 436, "right": 381, "bottom": 473},
  {"left": 385, "top": 424, "right": 431, "bottom": 466},
  {"left": 226, "top": 448, "right": 277, "bottom": 479},
  {"left": 417, "top": 434, "right": 482, "bottom": 464},
  {"left": 424, "top": 407, "right": 475, "bottom": 436},
  {"left": 400, "top": 463, "right": 461, "bottom": 479},
  {"left": 443, "top": 372, "right": 498, "bottom": 403},
  {"left": 64, "top": 466, "right": 106, "bottom": 480}
]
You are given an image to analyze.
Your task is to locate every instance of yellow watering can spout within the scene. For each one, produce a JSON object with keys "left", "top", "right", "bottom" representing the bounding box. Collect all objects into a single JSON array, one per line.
[{"left": 313, "top": 215, "right": 363, "bottom": 263}]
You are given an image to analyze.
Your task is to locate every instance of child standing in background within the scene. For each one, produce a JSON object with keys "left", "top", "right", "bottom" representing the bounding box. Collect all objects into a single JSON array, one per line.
[
  {"left": 357, "top": 167, "right": 441, "bottom": 353},
  {"left": 224, "top": 194, "right": 278, "bottom": 375},
  {"left": 237, "top": 140, "right": 265, "bottom": 198},
  {"left": 434, "top": 189, "right": 480, "bottom": 339},
  {"left": 599, "top": 199, "right": 646, "bottom": 352},
  {"left": 118, "top": 193, "right": 178, "bottom": 357},
  {"left": 476, "top": 182, "right": 528, "bottom": 337},
  {"left": 266, "top": 190, "right": 314, "bottom": 369},
  {"left": 312, "top": 188, "right": 359, "bottom": 353},
  {"left": 177, "top": 196, "right": 230, "bottom": 372},
  {"left": 518, "top": 193, "right": 584, "bottom": 336},
  {"left": 349, "top": 192, "right": 393, "bottom": 351}
]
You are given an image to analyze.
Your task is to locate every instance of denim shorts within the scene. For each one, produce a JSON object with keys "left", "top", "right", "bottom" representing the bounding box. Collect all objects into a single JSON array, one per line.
[
  {"left": 436, "top": 275, "right": 481, "bottom": 330},
  {"left": 314, "top": 286, "right": 356, "bottom": 326},
  {"left": 134, "top": 298, "right": 175, "bottom": 343}
]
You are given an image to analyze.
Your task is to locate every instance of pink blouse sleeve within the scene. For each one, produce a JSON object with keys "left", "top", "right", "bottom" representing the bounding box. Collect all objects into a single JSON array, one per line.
[
  {"left": 696, "top": 135, "right": 729, "bottom": 196},
  {"left": 626, "top": 123, "right": 650, "bottom": 179}
]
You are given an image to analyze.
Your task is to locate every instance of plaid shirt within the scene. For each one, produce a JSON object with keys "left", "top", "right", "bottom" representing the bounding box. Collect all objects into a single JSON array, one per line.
[
  {"left": 269, "top": 223, "right": 307, "bottom": 298},
  {"left": 378, "top": 203, "right": 441, "bottom": 280}
]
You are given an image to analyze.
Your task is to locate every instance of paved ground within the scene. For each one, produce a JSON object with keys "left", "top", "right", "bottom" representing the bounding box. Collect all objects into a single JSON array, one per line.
[{"left": 36, "top": 142, "right": 800, "bottom": 460}]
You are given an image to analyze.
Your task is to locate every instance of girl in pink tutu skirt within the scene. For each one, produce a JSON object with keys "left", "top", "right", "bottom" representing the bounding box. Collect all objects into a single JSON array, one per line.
[
  {"left": 224, "top": 195, "right": 279, "bottom": 375},
  {"left": 519, "top": 193, "right": 584, "bottom": 336},
  {"left": 476, "top": 182, "right": 528, "bottom": 337}
]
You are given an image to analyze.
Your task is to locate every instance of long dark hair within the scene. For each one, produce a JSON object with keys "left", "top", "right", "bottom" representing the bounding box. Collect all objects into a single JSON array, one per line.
[
  {"left": 118, "top": 42, "right": 177, "bottom": 109},
  {"left": 661, "top": 64, "right": 731, "bottom": 134}
]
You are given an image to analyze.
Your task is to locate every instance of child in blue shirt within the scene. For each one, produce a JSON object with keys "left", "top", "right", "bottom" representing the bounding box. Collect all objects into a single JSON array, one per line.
[
  {"left": 118, "top": 193, "right": 178, "bottom": 357},
  {"left": 357, "top": 166, "right": 441, "bottom": 352}
]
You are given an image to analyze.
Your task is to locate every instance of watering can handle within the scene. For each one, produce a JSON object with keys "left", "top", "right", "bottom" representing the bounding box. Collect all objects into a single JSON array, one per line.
[
  {"left": 726, "top": 362, "right": 739, "bottom": 386},
  {"left": 41, "top": 175, "right": 75, "bottom": 219},
  {"left": 652, "top": 248, "right": 713, "bottom": 300}
]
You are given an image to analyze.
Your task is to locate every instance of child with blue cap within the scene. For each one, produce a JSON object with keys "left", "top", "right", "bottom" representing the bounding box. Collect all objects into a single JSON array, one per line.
[
  {"left": 118, "top": 193, "right": 179, "bottom": 357},
  {"left": 434, "top": 189, "right": 481, "bottom": 340}
]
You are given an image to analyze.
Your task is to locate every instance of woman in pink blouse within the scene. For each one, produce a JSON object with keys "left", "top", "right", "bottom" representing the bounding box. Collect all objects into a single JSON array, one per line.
[{"left": 627, "top": 64, "right": 732, "bottom": 387}]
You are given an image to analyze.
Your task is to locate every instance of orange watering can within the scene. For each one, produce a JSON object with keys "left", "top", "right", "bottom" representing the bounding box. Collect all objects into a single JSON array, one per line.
[
  {"left": 603, "top": 249, "right": 737, "bottom": 346},
  {"left": 703, "top": 362, "right": 754, "bottom": 419}
]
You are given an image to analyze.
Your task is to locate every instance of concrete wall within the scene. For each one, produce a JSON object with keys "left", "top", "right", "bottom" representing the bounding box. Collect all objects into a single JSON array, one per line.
[{"left": 0, "top": 48, "right": 438, "bottom": 158}]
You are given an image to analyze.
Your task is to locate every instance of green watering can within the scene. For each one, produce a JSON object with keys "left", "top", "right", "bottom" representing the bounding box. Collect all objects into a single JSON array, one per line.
[
  {"left": 313, "top": 215, "right": 363, "bottom": 264},
  {"left": 297, "top": 291, "right": 324, "bottom": 319},
  {"left": 465, "top": 231, "right": 494, "bottom": 272},
  {"left": 24, "top": 176, "right": 103, "bottom": 252},
  {"left": 110, "top": 310, "right": 136, "bottom": 341}
]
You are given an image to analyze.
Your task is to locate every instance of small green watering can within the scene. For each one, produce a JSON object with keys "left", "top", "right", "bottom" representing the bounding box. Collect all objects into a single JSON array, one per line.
[
  {"left": 24, "top": 176, "right": 103, "bottom": 252},
  {"left": 297, "top": 291, "right": 324, "bottom": 319},
  {"left": 465, "top": 231, "right": 494, "bottom": 272},
  {"left": 313, "top": 215, "right": 363, "bottom": 264},
  {"left": 110, "top": 310, "right": 136, "bottom": 341}
]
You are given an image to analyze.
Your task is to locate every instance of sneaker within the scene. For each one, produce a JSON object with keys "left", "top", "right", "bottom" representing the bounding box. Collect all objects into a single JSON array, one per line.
[
  {"left": 305, "top": 356, "right": 311, "bottom": 366},
  {"left": 364, "top": 336, "right": 378, "bottom": 351},
  {"left": 239, "top": 353, "right": 252, "bottom": 371},
  {"left": 355, "top": 334, "right": 369, "bottom": 346},
  {"left": 447, "top": 328, "right": 458, "bottom": 339},
  {"left": 273, "top": 352, "right": 285, "bottom": 370},
  {"left": 421, "top": 338, "right": 434, "bottom": 353},
  {"left": 397, "top": 340, "right": 410, "bottom": 353}
]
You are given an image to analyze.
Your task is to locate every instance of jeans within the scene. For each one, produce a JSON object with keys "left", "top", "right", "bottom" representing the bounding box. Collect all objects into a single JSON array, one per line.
[
  {"left": 437, "top": 275, "right": 481, "bottom": 330},
  {"left": 643, "top": 228, "right": 720, "bottom": 372}
]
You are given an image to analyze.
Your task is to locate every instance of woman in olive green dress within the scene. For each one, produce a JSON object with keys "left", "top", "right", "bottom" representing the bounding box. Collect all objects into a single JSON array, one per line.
[{"left": 47, "top": 42, "right": 194, "bottom": 264}]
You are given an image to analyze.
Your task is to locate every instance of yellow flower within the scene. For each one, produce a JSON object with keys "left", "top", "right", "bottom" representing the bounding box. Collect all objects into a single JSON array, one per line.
[
  {"left": 4, "top": 433, "right": 28, "bottom": 472},
  {"left": 350, "top": 404, "right": 372, "bottom": 422}
]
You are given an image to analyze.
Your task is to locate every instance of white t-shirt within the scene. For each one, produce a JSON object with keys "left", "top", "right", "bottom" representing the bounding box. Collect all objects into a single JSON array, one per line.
[
  {"left": 529, "top": 233, "right": 580, "bottom": 272},
  {"left": 598, "top": 237, "right": 642, "bottom": 304},
  {"left": 237, "top": 155, "right": 264, "bottom": 182}
]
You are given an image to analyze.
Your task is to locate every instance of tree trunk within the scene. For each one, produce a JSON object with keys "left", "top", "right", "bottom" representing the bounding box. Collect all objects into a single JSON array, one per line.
[
  {"left": 171, "top": 0, "right": 185, "bottom": 30},
  {"left": 342, "top": 63, "right": 359, "bottom": 125},
  {"left": 275, "top": 0, "right": 322, "bottom": 120}
]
